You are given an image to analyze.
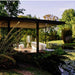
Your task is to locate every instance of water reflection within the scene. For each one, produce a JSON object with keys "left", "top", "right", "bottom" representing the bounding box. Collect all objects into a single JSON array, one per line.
[{"left": 60, "top": 61, "right": 75, "bottom": 75}]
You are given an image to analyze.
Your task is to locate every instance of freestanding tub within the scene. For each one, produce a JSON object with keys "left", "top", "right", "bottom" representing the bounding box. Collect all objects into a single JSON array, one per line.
[{"left": 31, "top": 42, "right": 46, "bottom": 50}]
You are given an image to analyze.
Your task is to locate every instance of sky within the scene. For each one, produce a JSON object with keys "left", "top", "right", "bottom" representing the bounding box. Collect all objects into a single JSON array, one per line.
[{"left": 19, "top": 1, "right": 75, "bottom": 19}]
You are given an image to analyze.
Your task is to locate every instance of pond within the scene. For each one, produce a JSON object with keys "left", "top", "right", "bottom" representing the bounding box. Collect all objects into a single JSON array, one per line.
[{"left": 60, "top": 60, "right": 75, "bottom": 75}]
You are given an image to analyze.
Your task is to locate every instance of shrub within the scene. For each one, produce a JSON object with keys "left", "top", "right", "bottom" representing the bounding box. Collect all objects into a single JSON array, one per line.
[
  {"left": 62, "top": 43, "right": 75, "bottom": 49},
  {"left": 0, "top": 22, "right": 23, "bottom": 69},
  {"left": 46, "top": 43, "right": 61, "bottom": 49},
  {"left": 61, "top": 28, "right": 74, "bottom": 49},
  {"left": 14, "top": 51, "right": 67, "bottom": 75},
  {"left": 54, "top": 47, "right": 66, "bottom": 55},
  {"left": 32, "top": 52, "right": 67, "bottom": 75},
  {"left": 62, "top": 28, "right": 72, "bottom": 43}
]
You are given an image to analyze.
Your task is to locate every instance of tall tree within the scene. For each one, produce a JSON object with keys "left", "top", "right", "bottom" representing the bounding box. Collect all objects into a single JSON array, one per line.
[
  {"left": 0, "top": 3, "right": 8, "bottom": 16},
  {"left": 59, "top": 9, "right": 75, "bottom": 28},
  {"left": 43, "top": 14, "right": 59, "bottom": 31},
  {"left": 57, "top": 9, "right": 75, "bottom": 37},
  {"left": 61, "top": 9, "right": 75, "bottom": 24},
  {"left": 43, "top": 14, "right": 58, "bottom": 21},
  {"left": 0, "top": 0, "right": 25, "bottom": 17},
  {"left": 43, "top": 14, "right": 59, "bottom": 40}
]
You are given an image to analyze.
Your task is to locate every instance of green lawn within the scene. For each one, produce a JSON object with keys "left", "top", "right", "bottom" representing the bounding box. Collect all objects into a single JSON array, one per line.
[
  {"left": 64, "top": 52, "right": 75, "bottom": 61},
  {"left": 48, "top": 40, "right": 64, "bottom": 45},
  {"left": 48, "top": 40, "right": 75, "bottom": 61}
]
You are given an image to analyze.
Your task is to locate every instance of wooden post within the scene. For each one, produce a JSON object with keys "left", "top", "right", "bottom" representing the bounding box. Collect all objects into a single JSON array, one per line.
[
  {"left": 8, "top": 20, "right": 10, "bottom": 32},
  {"left": 36, "top": 21, "right": 39, "bottom": 53}
]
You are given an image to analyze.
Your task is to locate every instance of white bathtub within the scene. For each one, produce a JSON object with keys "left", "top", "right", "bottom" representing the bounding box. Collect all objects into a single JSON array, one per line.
[{"left": 31, "top": 42, "right": 46, "bottom": 50}]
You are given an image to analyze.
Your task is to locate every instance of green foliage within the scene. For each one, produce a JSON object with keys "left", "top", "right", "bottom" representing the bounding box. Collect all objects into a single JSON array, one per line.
[
  {"left": 57, "top": 25, "right": 64, "bottom": 37},
  {"left": 39, "top": 29, "right": 45, "bottom": 42},
  {"left": 0, "top": 23, "right": 24, "bottom": 68},
  {"left": 57, "top": 9, "right": 75, "bottom": 37},
  {"left": 17, "top": 15, "right": 37, "bottom": 42},
  {"left": 0, "top": 28, "right": 8, "bottom": 39},
  {"left": 62, "top": 43, "right": 75, "bottom": 49},
  {"left": 14, "top": 51, "right": 67, "bottom": 75},
  {"left": 48, "top": 40, "right": 64, "bottom": 44},
  {"left": 61, "top": 9, "right": 75, "bottom": 23},
  {"left": 0, "top": 1, "right": 25, "bottom": 17},
  {"left": 71, "top": 17, "right": 75, "bottom": 24},
  {"left": 48, "top": 27, "right": 60, "bottom": 40},
  {"left": 27, "top": 30, "right": 33, "bottom": 35},
  {"left": 0, "top": 29, "right": 23, "bottom": 55},
  {"left": 71, "top": 17, "right": 75, "bottom": 38},
  {"left": 61, "top": 28, "right": 74, "bottom": 48},
  {"left": 54, "top": 47, "right": 66, "bottom": 55},
  {"left": 46, "top": 43, "right": 61, "bottom": 49},
  {"left": 39, "top": 28, "right": 60, "bottom": 42},
  {"left": 31, "top": 52, "right": 66, "bottom": 75},
  {"left": 62, "top": 28, "right": 72, "bottom": 43},
  {"left": 20, "top": 29, "right": 36, "bottom": 43},
  {"left": 0, "top": 3, "right": 8, "bottom": 16}
]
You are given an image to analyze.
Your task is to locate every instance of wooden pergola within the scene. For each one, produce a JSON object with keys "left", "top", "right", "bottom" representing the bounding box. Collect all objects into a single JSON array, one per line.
[{"left": 0, "top": 16, "right": 65, "bottom": 53}]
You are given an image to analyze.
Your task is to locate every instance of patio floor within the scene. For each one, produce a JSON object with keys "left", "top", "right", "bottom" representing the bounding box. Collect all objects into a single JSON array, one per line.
[{"left": 14, "top": 48, "right": 44, "bottom": 53}]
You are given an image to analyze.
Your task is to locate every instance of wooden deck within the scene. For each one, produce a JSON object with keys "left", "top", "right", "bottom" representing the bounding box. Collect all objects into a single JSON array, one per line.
[
  {"left": 14, "top": 48, "right": 33, "bottom": 52},
  {"left": 14, "top": 48, "right": 44, "bottom": 53}
]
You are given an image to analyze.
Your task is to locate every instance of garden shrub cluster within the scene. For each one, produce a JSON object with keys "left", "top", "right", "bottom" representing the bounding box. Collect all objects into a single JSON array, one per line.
[
  {"left": 0, "top": 23, "right": 23, "bottom": 69},
  {"left": 14, "top": 50, "right": 67, "bottom": 75},
  {"left": 46, "top": 43, "right": 62, "bottom": 49},
  {"left": 61, "top": 28, "right": 74, "bottom": 49},
  {"left": 62, "top": 28, "right": 72, "bottom": 43},
  {"left": 54, "top": 47, "right": 67, "bottom": 55}
]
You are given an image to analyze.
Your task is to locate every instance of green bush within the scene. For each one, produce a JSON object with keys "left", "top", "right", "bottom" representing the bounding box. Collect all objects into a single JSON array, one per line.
[
  {"left": 46, "top": 43, "right": 61, "bottom": 49},
  {"left": 61, "top": 28, "right": 74, "bottom": 49},
  {"left": 0, "top": 23, "right": 23, "bottom": 69},
  {"left": 54, "top": 47, "right": 66, "bottom": 55},
  {"left": 62, "top": 28, "right": 72, "bottom": 43},
  {"left": 14, "top": 51, "right": 67, "bottom": 75},
  {"left": 62, "top": 43, "right": 75, "bottom": 49}
]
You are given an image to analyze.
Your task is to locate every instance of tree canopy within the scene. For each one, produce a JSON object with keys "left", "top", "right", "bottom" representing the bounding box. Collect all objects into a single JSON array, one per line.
[
  {"left": 0, "top": 0, "right": 25, "bottom": 17},
  {"left": 61, "top": 9, "right": 75, "bottom": 24},
  {"left": 57, "top": 9, "right": 75, "bottom": 37},
  {"left": 0, "top": 3, "right": 8, "bottom": 16},
  {"left": 43, "top": 14, "right": 58, "bottom": 21}
]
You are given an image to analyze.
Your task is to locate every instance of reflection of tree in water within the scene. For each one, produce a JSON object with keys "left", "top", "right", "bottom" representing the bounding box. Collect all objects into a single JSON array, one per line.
[{"left": 60, "top": 60, "right": 75, "bottom": 75}]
